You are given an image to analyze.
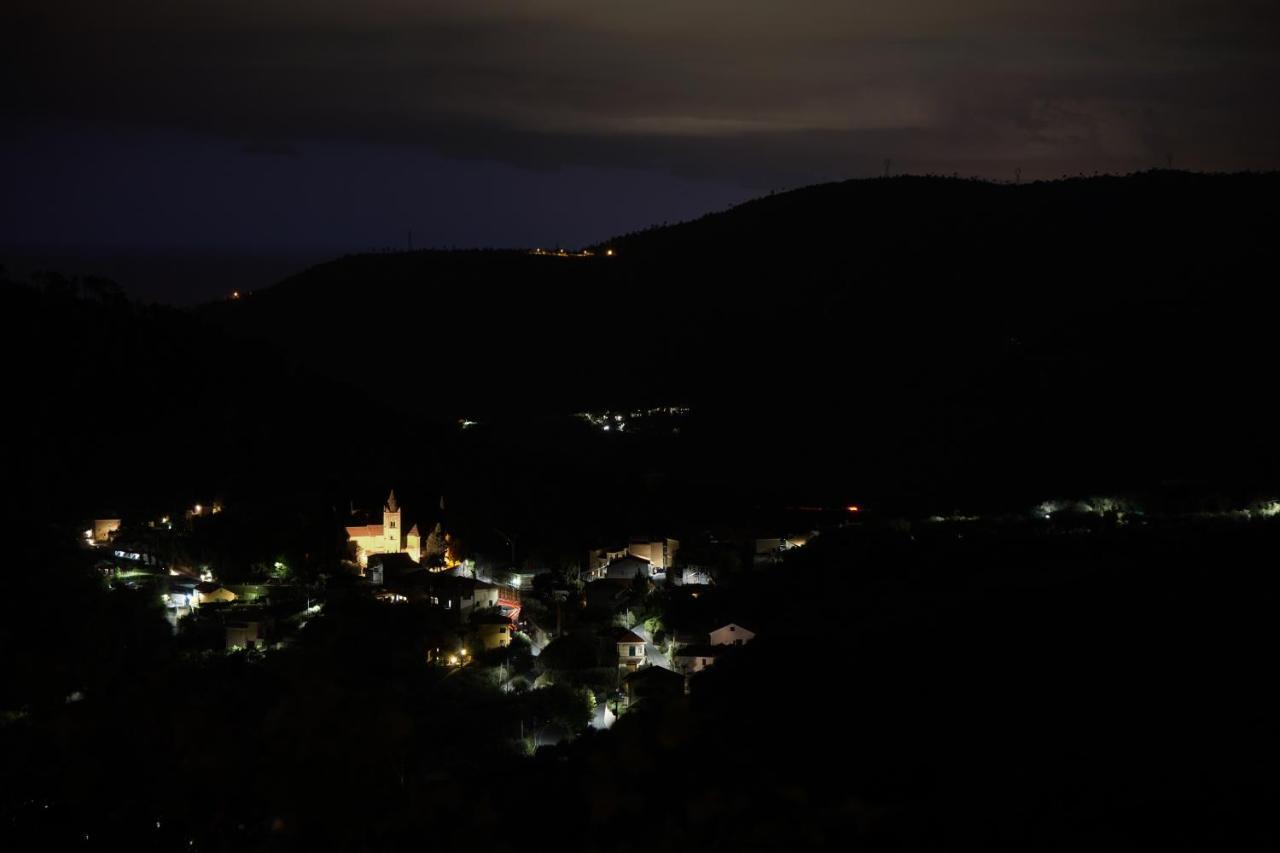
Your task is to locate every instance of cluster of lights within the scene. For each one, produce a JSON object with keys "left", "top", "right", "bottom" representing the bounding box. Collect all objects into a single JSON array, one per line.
[
  {"left": 577, "top": 405, "right": 690, "bottom": 433},
  {"left": 529, "top": 247, "right": 615, "bottom": 258}
]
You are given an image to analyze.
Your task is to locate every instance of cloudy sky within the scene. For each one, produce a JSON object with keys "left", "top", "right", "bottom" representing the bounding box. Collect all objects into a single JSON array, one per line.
[{"left": 3, "top": 1, "right": 1277, "bottom": 300}]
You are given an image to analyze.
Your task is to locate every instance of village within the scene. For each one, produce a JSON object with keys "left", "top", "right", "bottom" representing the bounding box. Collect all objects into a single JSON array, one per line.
[
  {"left": 79, "top": 489, "right": 812, "bottom": 737},
  {"left": 74, "top": 482, "right": 1280, "bottom": 760},
  {"left": 39, "top": 476, "right": 1280, "bottom": 848}
]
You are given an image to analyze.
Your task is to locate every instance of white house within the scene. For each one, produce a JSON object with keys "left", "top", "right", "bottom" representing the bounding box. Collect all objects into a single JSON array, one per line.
[
  {"left": 673, "top": 644, "right": 720, "bottom": 674},
  {"left": 710, "top": 623, "right": 755, "bottom": 646},
  {"left": 625, "top": 538, "right": 680, "bottom": 571},
  {"left": 604, "top": 556, "right": 652, "bottom": 580},
  {"left": 615, "top": 628, "right": 646, "bottom": 671}
]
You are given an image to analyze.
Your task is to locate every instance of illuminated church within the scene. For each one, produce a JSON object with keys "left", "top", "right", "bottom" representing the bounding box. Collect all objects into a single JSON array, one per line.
[{"left": 345, "top": 489, "right": 420, "bottom": 569}]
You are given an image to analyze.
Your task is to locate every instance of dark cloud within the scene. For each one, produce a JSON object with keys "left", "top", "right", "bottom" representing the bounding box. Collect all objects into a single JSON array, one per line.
[
  {"left": 4, "top": 1, "right": 1278, "bottom": 182},
  {"left": 2, "top": 1, "right": 1277, "bottom": 302}
]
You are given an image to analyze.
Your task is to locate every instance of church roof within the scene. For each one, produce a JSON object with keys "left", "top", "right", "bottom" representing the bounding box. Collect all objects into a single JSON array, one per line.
[
  {"left": 385, "top": 489, "right": 398, "bottom": 513},
  {"left": 408, "top": 523, "right": 420, "bottom": 536},
  {"left": 345, "top": 524, "right": 384, "bottom": 539}
]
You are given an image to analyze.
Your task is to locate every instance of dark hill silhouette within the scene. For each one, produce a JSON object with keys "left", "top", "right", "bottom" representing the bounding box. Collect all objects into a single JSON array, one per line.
[
  {"left": 198, "top": 171, "right": 1280, "bottom": 504},
  {"left": 0, "top": 271, "right": 449, "bottom": 525}
]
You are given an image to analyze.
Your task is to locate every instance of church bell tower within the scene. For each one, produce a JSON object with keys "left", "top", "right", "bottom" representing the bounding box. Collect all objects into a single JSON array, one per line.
[{"left": 383, "top": 489, "right": 402, "bottom": 552}]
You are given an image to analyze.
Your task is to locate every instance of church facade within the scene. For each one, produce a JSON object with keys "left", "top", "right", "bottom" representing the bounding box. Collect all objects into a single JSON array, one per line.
[{"left": 345, "top": 490, "right": 421, "bottom": 569}]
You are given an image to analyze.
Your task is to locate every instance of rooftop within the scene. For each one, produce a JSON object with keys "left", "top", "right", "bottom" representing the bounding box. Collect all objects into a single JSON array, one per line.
[{"left": 613, "top": 628, "right": 645, "bottom": 644}]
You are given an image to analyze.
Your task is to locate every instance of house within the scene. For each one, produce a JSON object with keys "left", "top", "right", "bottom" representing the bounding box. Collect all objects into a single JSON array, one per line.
[
  {"left": 195, "top": 582, "right": 237, "bottom": 605},
  {"left": 711, "top": 623, "right": 756, "bottom": 646},
  {"left": 614, "top": 628, "right": 646, "bottom": 671},
  {"left": 623, "top": 665, "right": 685, "bottom": 704},
  {"left": 426, "top": 575, "right": 501, "bottom": 619},
  {"left": 588, "top": 538, "right": 680, "bottom": 577},
  {"left": 509, "top": 566, "right": 551, "bottom": 590},
  {"left": 671, "top": 623, "right": 756, "bottom": 673},
  {"left": 624, "top": 538, "right": 680, "bottom": 572},
  {"left": 367, "top": 552, "right": 423, "bottom": 588},
  {"left": 225, "top": 620, "right": 265, "bottom": 650},
  {"left": 164, "top": 578, "right": 200, "bottom": 609},
  {"left": 471, "top": 612, "right": 515, "bottom": 651},
  {"left": 586, "top": 545, "right": 629, "bottom": 578},
  {"left": 344, "top": 489, "right": 422, "bottom": 569},
  {"left": 603, "top": 555, "right": 652, "bottom": 580},
  {"left": 753, "top": 532, "right": 813, "bottom": 563},
  {"left": 673, "top": 643, "right": 721, "bottom": 674},
  {"left": 674, "top": 566, "right": 713, "bottom": 586},
  {"left": 91, "top": 518, "right": 121, "bottom": 544}
]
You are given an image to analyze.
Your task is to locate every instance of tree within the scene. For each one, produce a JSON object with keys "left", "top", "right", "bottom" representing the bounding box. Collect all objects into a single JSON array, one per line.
[
  {"left": 423, "top": 523, "right": 448, "bottom": 565},
  {"left": 539, "top": 634, "right": 597, "bottom": 671}
]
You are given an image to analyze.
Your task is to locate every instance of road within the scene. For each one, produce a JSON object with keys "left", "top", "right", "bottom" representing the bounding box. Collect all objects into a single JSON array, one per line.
[
  {"left": 589, "top": 702, "right": 616, "bottom": 730},
  {"left": 631, "top": 624, "right": 671, "bottom": 670}
]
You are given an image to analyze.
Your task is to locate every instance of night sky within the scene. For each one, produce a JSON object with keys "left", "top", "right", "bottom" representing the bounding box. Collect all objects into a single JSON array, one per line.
[{"left": 4, "top": 1, "right": 1278, "bottom": 303}]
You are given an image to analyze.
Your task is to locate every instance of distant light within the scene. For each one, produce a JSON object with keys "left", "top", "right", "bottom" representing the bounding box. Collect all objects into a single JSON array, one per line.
[
  {"left": 231, "top": 291, "right": 241, "bottom": 300},
  {"left": 846, "top": 505, "right": 860, "bottom": 513},
  {"left": 605, "top": 248, "right": 615, "bottom": 256},
  {"left": 194, "top": 504, "right": 202, "bottom": 514}
]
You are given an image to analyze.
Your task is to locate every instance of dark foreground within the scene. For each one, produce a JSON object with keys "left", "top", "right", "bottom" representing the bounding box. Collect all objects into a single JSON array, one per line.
[{"left": 2, "top": 516, "right": 1275, "bottom": 851}]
